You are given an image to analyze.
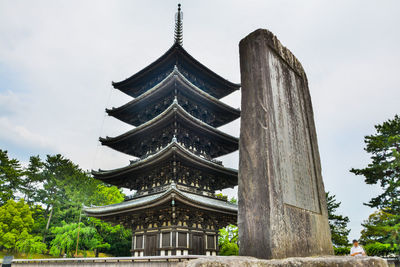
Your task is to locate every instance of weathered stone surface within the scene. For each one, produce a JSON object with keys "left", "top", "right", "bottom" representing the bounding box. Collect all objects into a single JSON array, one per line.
[
  {"left": 238, "top": 29, "right": 333, "bottom": 259},
  {"left": 177, "top": 256, "right": 388, "bottom": 267}
]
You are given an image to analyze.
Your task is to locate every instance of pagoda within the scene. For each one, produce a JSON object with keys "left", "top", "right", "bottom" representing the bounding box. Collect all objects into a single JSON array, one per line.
[{"left": 84, "top": 4, "right": 240, "bottom": 257}]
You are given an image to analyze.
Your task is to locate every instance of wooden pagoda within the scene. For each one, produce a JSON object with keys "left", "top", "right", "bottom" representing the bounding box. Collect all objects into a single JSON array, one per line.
[{"left": 84, "top": 4, "right": 240, "bottom": 256}]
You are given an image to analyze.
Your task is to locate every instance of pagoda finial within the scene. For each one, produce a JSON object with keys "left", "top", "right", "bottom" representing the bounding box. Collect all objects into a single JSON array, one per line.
[{"left": 174, "top": 4, "right": 183, "bottom": 46}]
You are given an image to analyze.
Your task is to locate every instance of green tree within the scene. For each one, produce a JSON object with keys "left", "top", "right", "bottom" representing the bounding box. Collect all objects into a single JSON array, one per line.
[
  {"left": 213, "top": 194, "right": 239, "bottom": 255},
  {"left": 326, "top": 192, "right": 350, "bottom": 247},
  {"left": 350, "top": 115, "right": 400, "bottom": 212},
  {"left": 88, "top": 218, "right": 131, "bottom": 256},
  {"left": 49, "top": 222, "right": 109, "bottom": 257},
  {"left": 45, "top": 173, "right": 129, "bottom": 257},
  {"left": 0, "top": 151, "right": 129, "bottom": 257},
  {"left": 0, "top": 199, "right": 46, "bottom": 254},
  {"left": 85, "top": 185, "right": 130, "bottom": 256},
  {"left": 0, "top": 150, "right": 24, "bottom": 204},
  {"left": 31, "top": 205, "right": 47, "bottom": 236},
  {"left": 218, "top": 225, "right": 238, "bottom": 256},
  {"left": 351, "top": 115, "right": 400, "bottom": 251},
  {"left": 38, "top": 155, "right": 83, "bottom": 229},
  {"left": 360, "top": 210, "right": 400, "bottom": 248},
  {"left": 32, "top": 154, "right": 101, "bottom": 241},
  {"left": 88, "top": 184, "right": 124, "bottom": 206},
  {"left": 15, "top": 231, "right": 47, "bottom": 256},
  {"left": 21, "top": 156, "right": 45, "bottom": 204}
]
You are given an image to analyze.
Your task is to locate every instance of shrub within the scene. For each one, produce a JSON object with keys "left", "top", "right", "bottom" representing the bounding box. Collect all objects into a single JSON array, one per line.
[
  {"left": 364, "top": 242, "right": 398, "bottom": 257},
  {"left": 334, "top": 246, "right": 350, "bottom": 255}
]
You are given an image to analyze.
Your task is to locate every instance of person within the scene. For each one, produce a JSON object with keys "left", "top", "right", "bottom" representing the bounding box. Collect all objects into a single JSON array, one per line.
[{"left": 350, "top": 239, "right": 366, "bottom": 256}]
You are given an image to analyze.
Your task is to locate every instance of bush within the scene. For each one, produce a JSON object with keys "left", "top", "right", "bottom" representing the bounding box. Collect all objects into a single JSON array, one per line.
[
  {"left": 334, "top": 246, "right": 350, "bottom": 255},
  {"left": 219, "top": 242, "right": 238, "bottom": 256},
  {"left": 364, "top": 242, "right": 398, "bottom": 257}
]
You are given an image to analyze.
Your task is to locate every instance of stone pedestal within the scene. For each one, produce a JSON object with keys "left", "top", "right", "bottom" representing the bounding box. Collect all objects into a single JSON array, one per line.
[
  {"left": 177, "top": 256, "right": 388, "bottom": 267},
  {"left": 238, "top": 29, "right": 333, "bottom": 259}
]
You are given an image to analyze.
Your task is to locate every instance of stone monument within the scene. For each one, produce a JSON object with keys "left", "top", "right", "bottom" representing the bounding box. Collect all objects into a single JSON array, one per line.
[
  {"left": 178, "top": 28, "right": 388, "bottom": 267},
  {"left": 238, "top": 29, "right": 333, "bottom": 259}
]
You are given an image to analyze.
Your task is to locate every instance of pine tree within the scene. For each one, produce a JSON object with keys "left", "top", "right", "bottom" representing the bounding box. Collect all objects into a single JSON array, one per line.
[
  {"left": 350, "top": 115, "right": 400, "bottom": 213},
  {"left": 326, "top": 192, "right": 350, "bottom": 247}
]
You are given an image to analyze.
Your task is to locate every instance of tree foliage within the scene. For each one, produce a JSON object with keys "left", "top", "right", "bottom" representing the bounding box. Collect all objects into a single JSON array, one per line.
[
  {"left": 326, "top": 192, "right": 350, "bottom": 247},
  {"left": 214, "top": 194, "right": 239, "bottom": 256},
  {"left": 88, "top": 218, "right": 131, "bottom": 256},
  {"left": 22, "top": 156, "right": 45, "bottom": 204},
  {"left": 0, "top": 150, "right": 131, "bottom": 257},
  {"left": 15, "top": 232, "right": 47, "bottom": 256},
  {"left": 89, "top": 184, "right": 124, "bottom": 207},
  {"left": 49, "top": 222, "right": 110, "bottom": 257},
  {"left": 364, "top": 242, "right": 399, "bottom": 257},
  {"left": 218, "top": 224, "right": 238, "bottom": 256},
  {"left": 0, "top": 150, "right": 24, "bottom": 204},
  {"left": 350, "top": 115, "right": 400, "bottom": 212},
  {"left": 0, "top": 199, "right": 46, "bottom": 254},
  {"left": 351, "top": 115, "right": 400, "bottom": 252},
  {"left": 360, "top": 210, "right": 400, "bottom": 247}
]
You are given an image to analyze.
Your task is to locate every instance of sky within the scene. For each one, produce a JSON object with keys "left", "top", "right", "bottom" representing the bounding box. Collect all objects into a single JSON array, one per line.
[{"left": 0, "top": 0, "right": 399, "bottom": 241}]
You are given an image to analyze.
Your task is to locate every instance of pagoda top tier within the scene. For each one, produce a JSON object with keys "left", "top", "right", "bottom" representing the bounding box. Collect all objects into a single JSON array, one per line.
[{"left": 112, "top": 43, "right": 240, "bottom": 99}]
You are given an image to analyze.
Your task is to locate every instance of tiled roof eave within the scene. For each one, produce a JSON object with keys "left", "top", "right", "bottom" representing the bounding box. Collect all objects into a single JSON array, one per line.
[
  {"left": 92, "top": 141, "right": 237, "bottom": 180},
  {"left": 100, "top": 102, "right": 239, "bottom": 147},
  {"left": 112, "top": 43, "right": 240, "bottom": 92},
  {"left": 108, "top": 68, "right": 240, "bottom": 119},
  {"left": 83, "top": 185, "right": 238, "bottom": 217}
]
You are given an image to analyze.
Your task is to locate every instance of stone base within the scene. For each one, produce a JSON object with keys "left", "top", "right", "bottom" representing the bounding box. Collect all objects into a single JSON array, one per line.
[{"left": 177, "top": 256, "right": 388, "bottom": 267}]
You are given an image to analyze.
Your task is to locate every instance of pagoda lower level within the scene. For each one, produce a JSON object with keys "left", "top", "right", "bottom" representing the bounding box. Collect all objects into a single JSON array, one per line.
[
  {"left": 85, "top": 182, "right": 237, "bottom": 256},
  {"left": 84, "top": 4, "right": 240, "bottom": 256}
]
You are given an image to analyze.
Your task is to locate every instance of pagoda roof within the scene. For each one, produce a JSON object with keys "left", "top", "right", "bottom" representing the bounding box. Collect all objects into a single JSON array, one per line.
[
  {"left": 93, "top": 140, "right": 238, "bottom": 189},
  {"left": 107, "top": 67, "right": 240, "bottom": 127},
  {"left": 100, "top": 101, "right": 239, "bottom": 158},
  {"left": 83, "top": 183, "right": 237, "bottom": 218},
  {"left": 112, "top": 43, "right": 240, "bottom": 99}
]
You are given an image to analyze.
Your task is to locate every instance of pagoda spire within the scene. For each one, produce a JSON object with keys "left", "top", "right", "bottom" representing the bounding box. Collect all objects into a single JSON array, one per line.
[{"left": 174, "top": 4, "right": 183, "bottom": 45}]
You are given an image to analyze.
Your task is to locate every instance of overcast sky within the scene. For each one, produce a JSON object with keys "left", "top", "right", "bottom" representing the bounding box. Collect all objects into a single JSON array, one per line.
[{"left": 1, "top": 0, "right": 399, "bottom": 241}]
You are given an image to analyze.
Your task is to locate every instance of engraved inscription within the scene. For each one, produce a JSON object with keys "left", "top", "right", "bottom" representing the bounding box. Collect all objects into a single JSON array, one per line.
[{"left": 268, "top": 52, "right": 321, "bottom": 213}]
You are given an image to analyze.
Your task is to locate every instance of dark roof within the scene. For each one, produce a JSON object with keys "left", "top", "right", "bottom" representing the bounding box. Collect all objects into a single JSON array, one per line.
[
  {"left": 93, "top": 140, "right": 238, "bottom": 189},
  {"left": 107, "top": 67, "right": 240, "bottom": 127},
  {"left": 112, "top": 43, "right": 240, "bottom": 99},
  {"left": 83, "top": 183, "right": 238, "bottom": 217},
  {"left": 100, "top": 101, "right": 239, "bottom": 158}
]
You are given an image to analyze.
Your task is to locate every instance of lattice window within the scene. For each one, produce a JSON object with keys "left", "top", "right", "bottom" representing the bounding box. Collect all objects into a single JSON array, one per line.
[{"left": 162, "top": 232, "right": 171, "bottom": 247}]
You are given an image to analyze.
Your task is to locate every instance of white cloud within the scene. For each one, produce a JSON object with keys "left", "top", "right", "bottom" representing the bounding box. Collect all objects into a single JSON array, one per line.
[
  {"left": 0, "top": 117, "right": 55, "bottom": 151},
  {"left": 0, "top": 90, "right": 23, "bottom": 115}
]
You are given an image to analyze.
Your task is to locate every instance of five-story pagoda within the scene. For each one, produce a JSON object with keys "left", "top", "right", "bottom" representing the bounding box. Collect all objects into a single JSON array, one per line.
[{"left": 84, "top": 4, "right": 240, "bottom": 256}]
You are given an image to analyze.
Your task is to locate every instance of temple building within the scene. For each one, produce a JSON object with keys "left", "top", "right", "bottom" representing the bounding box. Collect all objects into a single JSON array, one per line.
[{"left": 84, "top": 4, "right": 240, "bottom": 256}]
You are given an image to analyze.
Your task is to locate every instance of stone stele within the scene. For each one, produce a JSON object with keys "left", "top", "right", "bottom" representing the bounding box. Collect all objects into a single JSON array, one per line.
[
  {"left": 238, "top": 29, "right": 333, "bottom": 259},
  {"left": 177, "top": 256, "right": 388, "bottom": 267}
]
